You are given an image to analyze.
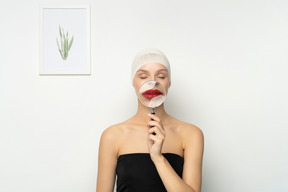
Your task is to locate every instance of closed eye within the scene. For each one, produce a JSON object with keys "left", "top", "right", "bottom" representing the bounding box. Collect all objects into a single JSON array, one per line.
[{"left": 157, "top": 75, "right": 166, "bottom": 79}]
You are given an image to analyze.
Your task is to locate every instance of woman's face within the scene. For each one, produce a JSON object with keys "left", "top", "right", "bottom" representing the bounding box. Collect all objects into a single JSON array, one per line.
[{"left": 133, "top": 63, "right": 171, "bottom": 96}]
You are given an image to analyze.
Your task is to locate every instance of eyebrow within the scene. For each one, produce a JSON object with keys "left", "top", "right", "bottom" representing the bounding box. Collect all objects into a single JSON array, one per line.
[{"left": 136, "top": 69, "right": 168, "bottom": 73}]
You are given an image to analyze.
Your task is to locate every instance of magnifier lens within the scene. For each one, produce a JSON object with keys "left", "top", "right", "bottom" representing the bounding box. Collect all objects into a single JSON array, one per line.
[{"left": 138, "top": 80, "right": 167, "bottom": 108}]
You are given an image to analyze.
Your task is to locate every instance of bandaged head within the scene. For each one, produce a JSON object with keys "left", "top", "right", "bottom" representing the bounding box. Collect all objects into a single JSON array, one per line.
[{"left": 131, "top": 48, "right": 171, "bottom": 85}]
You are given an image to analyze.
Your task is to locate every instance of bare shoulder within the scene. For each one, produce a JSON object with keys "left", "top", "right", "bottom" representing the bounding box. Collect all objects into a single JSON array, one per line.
[
  {"left": 181, "top": 121, "right": 203, "bottom": 138},
  {"left": 100, "top": 122, "right": 126, "bottom": 147},
  {"left": 169, "top": 116, "right": 204, "bottom": 145},
  {"left": 169, "top": 116, "right": 203, "bottom": 134},
  {"left": 100, "top": 122, "right": 127, "bottom": 142}
]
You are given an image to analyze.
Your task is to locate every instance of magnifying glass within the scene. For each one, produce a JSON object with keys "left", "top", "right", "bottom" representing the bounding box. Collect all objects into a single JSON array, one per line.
[{"left": 138, "top": 80, "right": 167, "bottom": 115}]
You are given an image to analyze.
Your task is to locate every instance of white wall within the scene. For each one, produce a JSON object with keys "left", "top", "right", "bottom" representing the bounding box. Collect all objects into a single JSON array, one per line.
[{"left": 1, "top": 0, "right": 288, "bottom": 191}]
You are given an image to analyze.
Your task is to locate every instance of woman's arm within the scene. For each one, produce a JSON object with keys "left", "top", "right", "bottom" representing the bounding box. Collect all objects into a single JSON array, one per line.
[
  {"left": 155, "top": 126, "right": 204, "bottom": 192},
  {"left": 181, "top": 125, "right": 204, "bottom": 192},
  {"left": 96, "top": 126, "right": 119, "bottom": 192},
  {"left": 147, "top": 114, "right": 204, "bottom": 192}
]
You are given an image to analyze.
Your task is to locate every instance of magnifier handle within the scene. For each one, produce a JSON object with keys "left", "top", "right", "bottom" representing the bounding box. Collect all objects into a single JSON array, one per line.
[
  {"left": 151, "top": 108, "right": 155, "bottom": 116},
  {"left": 151, "top": 113, "right": 155, "bottom": 121},
  {"left": 150, "top": 108, "right": 156, "bottom": 135},
  {"left": 151, "top": 108, "right": 155, "bottom": 121}
]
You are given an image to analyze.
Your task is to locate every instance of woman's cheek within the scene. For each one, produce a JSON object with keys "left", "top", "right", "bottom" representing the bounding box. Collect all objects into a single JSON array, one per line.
[{"left": 133, "top": 79, "right": 143, "bottom": 93}]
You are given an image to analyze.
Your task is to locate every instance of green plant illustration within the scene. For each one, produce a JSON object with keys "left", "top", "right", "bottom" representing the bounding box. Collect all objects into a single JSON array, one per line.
[{"left": 56, "top": 25, "right": 74, "bottom": 61}]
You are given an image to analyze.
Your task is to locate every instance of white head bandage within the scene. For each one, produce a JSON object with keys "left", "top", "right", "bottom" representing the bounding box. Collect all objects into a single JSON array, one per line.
[{"left": 131, "top": 48, "right": 171, "bottom": 84}]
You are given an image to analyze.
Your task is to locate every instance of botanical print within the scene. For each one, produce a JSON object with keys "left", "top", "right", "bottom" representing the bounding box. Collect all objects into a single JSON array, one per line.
[
  {"left": 56, "top": 25, "right": 74, "bottom": 61},
  {"left": 40, "top": 5, "right": 90, "bottom": 74}
]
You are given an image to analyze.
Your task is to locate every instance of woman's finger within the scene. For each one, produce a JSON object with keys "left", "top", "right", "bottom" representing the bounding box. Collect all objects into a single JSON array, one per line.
[
  {"left": 148, "top": 130, "right": 165, "bottom": 143},
  {"left": 148, "top": 127, "right": 166, "bottom": 140},
  {"left": 147, "top": 121, "right": 166, "bottom": 135},
  {"left": 148, "top": 128, "right": 158, "bottom": 136},
  {"left": 148, "top": 133, "right": 156, "bottom": 142},
  {"left": 148, "top": 127, "right": 160, "bottom": 135},
  {"left": 148, "top": 114, "right": 161, "bottom": 123},
  {"left": 148, "top": 132, "right": 164, "bottom": 143}
]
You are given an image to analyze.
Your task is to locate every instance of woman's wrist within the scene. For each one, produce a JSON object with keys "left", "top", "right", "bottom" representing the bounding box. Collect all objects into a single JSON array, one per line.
[{"left": 151, "top": 153, "right": 165, "bottom": 164}]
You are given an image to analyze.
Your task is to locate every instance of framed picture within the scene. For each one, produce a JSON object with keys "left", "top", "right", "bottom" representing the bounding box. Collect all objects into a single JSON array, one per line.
[{"left": 39, "top": 4, "right": 90, "bottom": 75}]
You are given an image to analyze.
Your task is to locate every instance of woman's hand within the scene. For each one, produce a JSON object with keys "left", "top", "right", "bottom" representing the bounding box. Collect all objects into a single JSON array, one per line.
[{"left": 147, "top": 113, "right": 166, "bottom": 162}]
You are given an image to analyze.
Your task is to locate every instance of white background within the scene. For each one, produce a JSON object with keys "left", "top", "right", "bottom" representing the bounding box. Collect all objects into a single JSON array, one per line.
[{"left": 1, "top": 0, "right": 288, "bottom": 192}]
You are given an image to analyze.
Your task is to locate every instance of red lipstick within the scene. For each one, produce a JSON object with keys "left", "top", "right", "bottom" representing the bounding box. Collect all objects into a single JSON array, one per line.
[{"left": 142, "top": 89, "right": 163, "bottom": 100}]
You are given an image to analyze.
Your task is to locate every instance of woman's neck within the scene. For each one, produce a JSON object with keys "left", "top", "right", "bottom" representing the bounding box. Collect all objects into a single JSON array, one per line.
[{"left": 134, "top": 100, "right": 169, "bottom": 123}]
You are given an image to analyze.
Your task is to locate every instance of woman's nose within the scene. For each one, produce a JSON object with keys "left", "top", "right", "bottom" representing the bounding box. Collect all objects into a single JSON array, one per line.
[{"left": 150, "top": 76, "right": 156, "bottom": 81}]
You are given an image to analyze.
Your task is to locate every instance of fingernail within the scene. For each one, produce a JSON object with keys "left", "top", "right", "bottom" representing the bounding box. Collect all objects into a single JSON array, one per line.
[{"left": 148, "top": 114, "right": 151, "bottom": 116}]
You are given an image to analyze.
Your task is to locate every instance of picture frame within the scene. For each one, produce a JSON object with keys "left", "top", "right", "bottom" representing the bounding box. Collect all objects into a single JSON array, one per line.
[{"left": 39, "top": 4, "right": 90, "bottom": 75}]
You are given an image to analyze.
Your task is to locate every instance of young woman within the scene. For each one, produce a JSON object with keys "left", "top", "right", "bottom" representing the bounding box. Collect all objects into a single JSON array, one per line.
[{"left": 96, "top": 49, "right": 204, "bottom": 192}]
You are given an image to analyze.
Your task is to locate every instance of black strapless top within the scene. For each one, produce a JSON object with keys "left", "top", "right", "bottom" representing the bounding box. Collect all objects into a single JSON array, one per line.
[{"left": 116, "top": 153, "right": 184, "bottom": 192}]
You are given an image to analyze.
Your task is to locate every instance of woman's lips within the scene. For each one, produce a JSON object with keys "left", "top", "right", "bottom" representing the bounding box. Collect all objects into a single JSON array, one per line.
[{"left": 142, "top": 89, "right": 163, "bottom": 100}]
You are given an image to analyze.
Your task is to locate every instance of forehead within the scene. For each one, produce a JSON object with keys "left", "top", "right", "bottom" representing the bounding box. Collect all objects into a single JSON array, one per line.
[{"left": 137, "top": 63, "right": 168, "bottom": 73}]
